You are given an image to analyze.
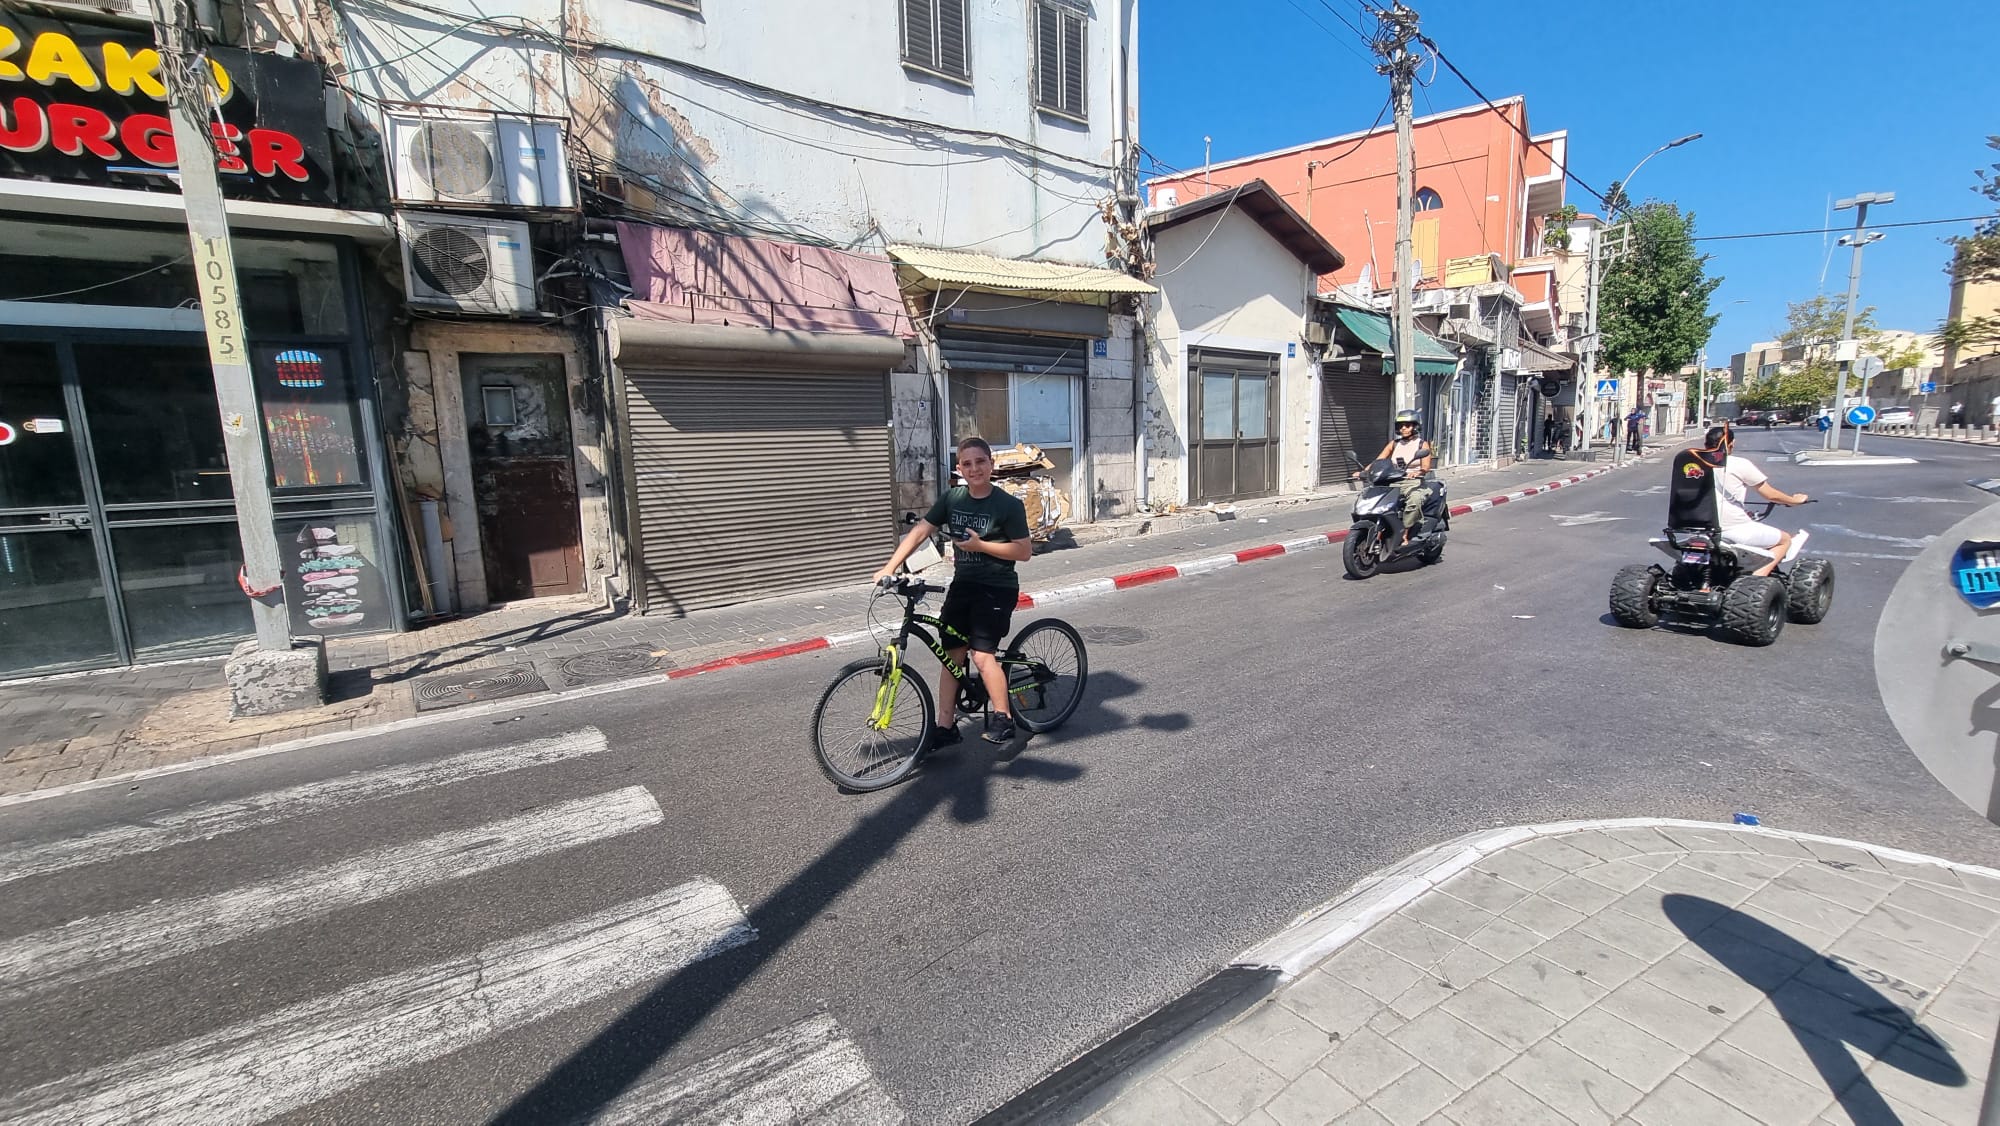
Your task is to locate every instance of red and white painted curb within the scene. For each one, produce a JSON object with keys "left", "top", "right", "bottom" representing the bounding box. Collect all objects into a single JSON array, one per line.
[{"left": 688, "top": 463, "right": 1624, "bottom": 673}]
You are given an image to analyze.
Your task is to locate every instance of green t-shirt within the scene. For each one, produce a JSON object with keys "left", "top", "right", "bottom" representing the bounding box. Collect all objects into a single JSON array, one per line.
[{"left": 925, "top": 486, "right": 1031, "bottom": 589}]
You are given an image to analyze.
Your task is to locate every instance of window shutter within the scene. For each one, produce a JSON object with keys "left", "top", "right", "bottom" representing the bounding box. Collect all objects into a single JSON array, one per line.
[
  {"left": 937, "top": 0, "right": 968, "bottom": 78},
  {"left": 903, "top": 0, "right": 936, "bottom": 68},
  {"left": 1036, "top": 3, "right": 1062, "bottom": 109},
  {"left": 1060, "top": 8, "right": 1085, "bottom": 117}
]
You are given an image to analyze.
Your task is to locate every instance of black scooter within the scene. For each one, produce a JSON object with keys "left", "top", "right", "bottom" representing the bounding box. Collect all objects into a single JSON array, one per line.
[{"left": 1343, "top": 454, "right": 1449, "bottom": 579}]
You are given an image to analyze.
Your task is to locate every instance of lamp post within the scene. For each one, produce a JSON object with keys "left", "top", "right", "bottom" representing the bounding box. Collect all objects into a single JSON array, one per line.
[
  {"left": 1825, "top": 191, "right": 1894, "bottom": 449},
  {"left": 1583, "top": 132, "right": 1702, "bottom": 462}
]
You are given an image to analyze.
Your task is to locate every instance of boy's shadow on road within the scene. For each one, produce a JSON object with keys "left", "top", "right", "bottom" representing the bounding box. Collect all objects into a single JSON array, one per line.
[{"left": 489, "top": 669, "right": 1186, "bottom": 1123}]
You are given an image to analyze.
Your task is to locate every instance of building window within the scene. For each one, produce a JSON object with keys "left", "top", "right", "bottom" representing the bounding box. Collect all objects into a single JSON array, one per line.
[
  {"left": 1757, "top": 362, "right": 1780, "bottom": 379},
  {"left": 1033, "top": 1, "right": 1087, "bottom": 121},
  {"left": 1413, "top": 188, "right": 1444, "bottom": 212},
  {"left": 903, "top": 0, "right": 971, "bottom": 82},
  {"left": 948, "top": 371, "right": 1078, "bottom": 483}
]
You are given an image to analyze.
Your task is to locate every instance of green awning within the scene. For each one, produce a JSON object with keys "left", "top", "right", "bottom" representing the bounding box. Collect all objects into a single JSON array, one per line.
[{"left": 1333, "top": 307, "right": 1459, "bottom": 376}]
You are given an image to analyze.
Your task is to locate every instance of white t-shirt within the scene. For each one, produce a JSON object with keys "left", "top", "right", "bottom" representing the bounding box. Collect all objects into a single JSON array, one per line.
[{"left": 1715, "top": 455, "right": 1767, "bottom": 529}]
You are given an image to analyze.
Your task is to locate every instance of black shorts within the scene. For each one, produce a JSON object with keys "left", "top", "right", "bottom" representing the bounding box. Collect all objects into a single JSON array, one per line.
[{"left": 939, "top": 581, "right": 1017, "bottom": 654}]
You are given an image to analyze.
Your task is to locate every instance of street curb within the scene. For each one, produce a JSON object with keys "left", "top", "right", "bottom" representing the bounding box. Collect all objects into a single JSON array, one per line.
[
  {"left": 0, "top": 457, "right": 1646, "bottom": 808},
  {"left": 983, "top": 817, "right": 2000, "bottom": 1125},
  {"left": 1971, "top": 478, "right": 2000, "bottom": 497}
]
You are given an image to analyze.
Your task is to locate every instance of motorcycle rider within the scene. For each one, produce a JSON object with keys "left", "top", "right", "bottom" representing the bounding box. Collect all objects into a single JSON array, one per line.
[
  {"left": 1705, "top": 424, "right": 1808, "bottom": 578},
  {"left": 1357, "top": 410, "right": 1435, "bottom": 544}
]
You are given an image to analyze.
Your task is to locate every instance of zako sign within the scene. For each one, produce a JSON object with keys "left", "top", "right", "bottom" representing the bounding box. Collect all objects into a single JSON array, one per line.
[{"left": 0, "top": 13, "right": 334, "bottom": 204}]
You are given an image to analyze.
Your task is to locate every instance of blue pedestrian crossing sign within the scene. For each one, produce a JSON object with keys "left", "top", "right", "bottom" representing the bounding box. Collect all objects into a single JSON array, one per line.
[
  {"left": 1845, "top": 404, "right": 1877, "bottom": 427},
  {"left": 1594, "top": 379, "right": 1619, "bottom": 398},
  {"left": 1921, "top": 381, "right": 1937, "bottom": 394}
]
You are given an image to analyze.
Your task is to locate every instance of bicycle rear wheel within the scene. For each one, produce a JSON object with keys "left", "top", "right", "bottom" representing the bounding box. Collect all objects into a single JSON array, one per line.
[
  {"left": 1002, "top": 619, "right": 1088, "bottom": 733},
  {"left": 811, "top": 657, "right": 934, "bottom": 792}
]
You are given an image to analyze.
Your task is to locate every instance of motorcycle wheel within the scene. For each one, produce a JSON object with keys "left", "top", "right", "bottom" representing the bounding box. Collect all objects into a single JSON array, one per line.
[
  {"left": 1421, "top": 534, "right": 1444, "bottom": 565},
  {"left": 1342, "top": 524, "right": 1381, "bottom": 579}
]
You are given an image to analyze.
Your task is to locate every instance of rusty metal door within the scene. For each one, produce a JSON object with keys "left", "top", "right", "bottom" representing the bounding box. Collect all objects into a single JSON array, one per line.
[{"left": 461, "top": 354, "right": 583, "bottom": 601}]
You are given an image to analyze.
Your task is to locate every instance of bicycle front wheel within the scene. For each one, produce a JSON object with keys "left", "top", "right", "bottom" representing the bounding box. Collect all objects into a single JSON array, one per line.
[
  {"left": 1003, "top": 619, "right": 1089, "bottom": 733},
  {"left": 811, "top": 658, "right": 934, "bottom": 792}
]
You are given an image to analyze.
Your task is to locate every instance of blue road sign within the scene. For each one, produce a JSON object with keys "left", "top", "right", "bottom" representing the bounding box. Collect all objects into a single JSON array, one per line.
[
  {"left": 1921, "top": 381, "right": 1938, "bottom": 394},
  {"left": 1846, "top": 404, "right": 1877, "bottom": 427},
  {"left": 1595, "top": 379, "right": 1619, "bottom": 398}
]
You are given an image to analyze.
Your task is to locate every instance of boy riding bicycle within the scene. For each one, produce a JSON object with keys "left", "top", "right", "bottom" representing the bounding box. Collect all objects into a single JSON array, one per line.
[{"left": 874, "top": 437, "right": 1032, "bottom": 746}]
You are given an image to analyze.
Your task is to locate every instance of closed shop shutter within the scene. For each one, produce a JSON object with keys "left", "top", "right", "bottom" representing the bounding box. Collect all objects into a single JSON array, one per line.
[
  {"left": 938, "top": 329, "right": 1088, "bottom": 377},
  {"left": 623, "top": 369, "right": 892, "bottom": 615},
  {"left": 1319, "top": 362, "right": 1392, "bottom": 485},
  {"left": 1497, "top": 374, "right": 1521, "bottom": 460}
]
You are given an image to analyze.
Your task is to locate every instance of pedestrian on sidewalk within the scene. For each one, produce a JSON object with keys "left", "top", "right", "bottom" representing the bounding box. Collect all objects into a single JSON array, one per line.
[
  {"left": 1625, "top": 407, "right": 1648, "bottom": 454},
  {"left": 874, "top": 436, "right": 1032, "bottom": 747},
  {"left": 1951, "top": 400, "right": 1965, "bottom": 427}
]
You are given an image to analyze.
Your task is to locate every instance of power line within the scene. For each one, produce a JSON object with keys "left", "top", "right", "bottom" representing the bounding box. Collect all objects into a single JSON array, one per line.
[
  {"left": 1693, "top": 215, "right": 1992, "bottom": 243},
  {"left": 1416, "top": 35, "right": 1612, "bottom": 210},
  {"left": 1273, "top": 0, "right": 1374, "bottom": 67}
]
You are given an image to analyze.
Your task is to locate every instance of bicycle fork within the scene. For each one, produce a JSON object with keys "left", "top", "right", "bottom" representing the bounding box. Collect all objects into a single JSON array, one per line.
[{"left": 867, "top": 645, "right": 905, "bottom": 731}]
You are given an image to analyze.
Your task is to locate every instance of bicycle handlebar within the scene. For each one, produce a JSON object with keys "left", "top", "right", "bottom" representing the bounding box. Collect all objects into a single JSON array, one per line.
[{"left": 877, "top": 575, "right": 944, "bottom": 598}]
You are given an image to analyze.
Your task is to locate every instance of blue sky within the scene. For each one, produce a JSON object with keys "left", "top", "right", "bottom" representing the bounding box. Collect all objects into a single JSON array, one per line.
[{"left": 1140, "top": 0, "right": 2000, "bottom": 364}]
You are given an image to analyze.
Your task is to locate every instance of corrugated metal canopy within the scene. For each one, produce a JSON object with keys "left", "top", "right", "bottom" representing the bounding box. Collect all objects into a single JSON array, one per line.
[
  {"left": 1520, "top": 338, "right": 1578, "bottom": 373},
  {"left": 889, "top": 244, "right": 1158, "bottom": 297},
  {"left": 1331, "top": 307, "right": 1459, "bottom": 376}
]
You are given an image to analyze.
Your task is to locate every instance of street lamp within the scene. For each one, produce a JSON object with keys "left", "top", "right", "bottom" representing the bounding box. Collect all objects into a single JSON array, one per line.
[
  {"left": 1583, "top": 131, "right": 1702, "bottom": 461},
  {"left": 1614, "top": 133, "right": 1703, "bottom": 216},
  {"left": 1825, "top": 190, "right": 1895, "bottom": 449}
]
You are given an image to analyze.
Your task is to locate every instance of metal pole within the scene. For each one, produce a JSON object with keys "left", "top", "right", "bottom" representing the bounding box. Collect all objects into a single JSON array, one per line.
[
  {"left": 1384, "top": 4, "right": 1419, "bottom": 415},
  {"left": 1828, "top": 199, "right": 1871, "bottom": 450},
  {"left": 1579, "top": 226, "right": 1599, "bottom": 454},
  {"left": 153, "top": 0, "right": 290, "bottom": 651}
]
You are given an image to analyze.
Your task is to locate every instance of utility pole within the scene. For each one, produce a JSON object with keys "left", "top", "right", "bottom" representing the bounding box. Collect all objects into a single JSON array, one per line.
[
  {"left": 1374, "top": 3, "right": 1421, "bottom": 414},
  {"left": 1826, "top": 191, "right": 1892, "bottom": 450},
  {"left": 152, "top": 0, "right": 290, "bottom": 653}
]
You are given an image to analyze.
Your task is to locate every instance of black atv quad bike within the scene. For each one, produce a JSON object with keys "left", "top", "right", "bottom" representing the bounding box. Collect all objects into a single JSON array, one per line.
[{"left": 1608, "top": 448, "right": 1833, "bottom": 647}]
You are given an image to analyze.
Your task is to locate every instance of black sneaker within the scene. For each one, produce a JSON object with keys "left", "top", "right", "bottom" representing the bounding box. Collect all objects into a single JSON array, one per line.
[
  {"left": 930, "top": 724, "right": 962, "bottom": 747},
  {"left": 982, "top": 714, "right": 1017, "bottom": 745}
]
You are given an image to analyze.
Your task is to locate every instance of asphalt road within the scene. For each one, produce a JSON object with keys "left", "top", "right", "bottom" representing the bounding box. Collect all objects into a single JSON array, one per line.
[{"left": 1, "top": 429, "right": 1995, "bottom": 1125}]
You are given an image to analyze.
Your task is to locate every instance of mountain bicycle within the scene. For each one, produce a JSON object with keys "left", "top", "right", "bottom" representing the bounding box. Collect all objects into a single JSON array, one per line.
[{"left": 810, "top": 575, "right": 1088, "bottom": 792}]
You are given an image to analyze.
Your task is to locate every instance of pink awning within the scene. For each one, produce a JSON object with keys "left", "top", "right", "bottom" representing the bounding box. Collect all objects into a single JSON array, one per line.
[{"left": 618, "top": 222, "right": 913, "bottom": 338}]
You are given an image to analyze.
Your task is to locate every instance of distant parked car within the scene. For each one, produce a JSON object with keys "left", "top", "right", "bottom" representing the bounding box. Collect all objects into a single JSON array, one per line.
[
  {"left": 1874, "top": 406, "right": 1913, "bottom": 426},
  {"left": 1737, "top": 409, "right": 1768, "bottom": 427}
]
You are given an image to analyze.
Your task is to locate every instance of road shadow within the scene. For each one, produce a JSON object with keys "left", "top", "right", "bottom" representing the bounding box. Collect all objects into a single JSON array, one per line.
[
  {"left": 1662, "top": 894, "right": 1966, "bottom": 1125},
  {"left": 489, "top": 671, "right": 1186, "bottom": 1123}
]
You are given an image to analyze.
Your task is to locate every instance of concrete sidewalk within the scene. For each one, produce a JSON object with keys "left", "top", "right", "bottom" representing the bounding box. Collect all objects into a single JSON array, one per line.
[
  {"left": 0, "top": 446, "right": 1671, "bottom": 799},
  {"left": 1059, "top": 821, "right": 1998, "bottom": 1126}
]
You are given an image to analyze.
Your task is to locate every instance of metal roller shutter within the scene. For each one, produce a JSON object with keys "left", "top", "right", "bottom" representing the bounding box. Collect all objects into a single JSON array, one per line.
[
  {"left": 938, "top": 329, "right": 1089, "bottom": 376},
  {"left": 1497, "top": 374, "right": 1521, "bottom": 461},
  {"left": 1319, "top": 364, "right": 1392, "bottom": 485},
  {"left": 623, "top": 369, "right": 892, "bottom": 615}
]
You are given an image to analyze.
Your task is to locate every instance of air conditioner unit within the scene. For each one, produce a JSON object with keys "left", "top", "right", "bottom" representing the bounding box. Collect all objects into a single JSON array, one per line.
[
  {"left": 399, "top": 214, "right": 537, "bottom": 315},
  {"left": 1448, "top": 301, "right": 1474, "bottom": 322},
  {"left": 1412, "top": 288, "right": 1449, "bottom": 312},
  {"left": 386, "top": 112, "right": 574, "bottom": 208}
]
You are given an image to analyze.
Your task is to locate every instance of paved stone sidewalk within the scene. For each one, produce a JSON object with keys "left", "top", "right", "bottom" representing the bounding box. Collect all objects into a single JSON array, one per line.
[
  {"left": 1085, "top": 822, "right": 1999, "bottom": 1126},
  {"left": 0, "top": 448, "right": 1666, "bottom": 798}
]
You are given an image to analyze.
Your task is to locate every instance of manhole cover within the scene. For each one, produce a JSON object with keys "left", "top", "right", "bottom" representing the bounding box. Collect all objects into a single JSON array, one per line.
[
  {"left": 413, "top": 665, "right": 548, "bottom": 711},
  {"left": 555, "top": 647, "right": 669, "bottom": 685},
  {"left": 1077, "top": 625, "right": 1149, "bottom": 646}
]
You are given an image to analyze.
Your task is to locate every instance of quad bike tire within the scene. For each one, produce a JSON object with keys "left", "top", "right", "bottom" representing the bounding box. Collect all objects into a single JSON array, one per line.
[
  {"left": 1720, "top": 575, "right": 1786, "bottom": 647},
  {"left": 1784, "top": 559, "right": 1835, "bottom": 624},
  {"left": 1609, "top": 565, "right": 1661, "bottom": 628}
]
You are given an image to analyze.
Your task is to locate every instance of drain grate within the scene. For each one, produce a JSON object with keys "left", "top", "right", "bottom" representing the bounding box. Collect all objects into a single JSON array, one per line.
[
  {"left": 412, "top": 665, "right": 548, "bottom": 711},
  {"left": 1077, "top": 625, "right": 1149, "bottom": 646},
  {"left": 554, "top": 647, "right": 669, "bottom": 686}
]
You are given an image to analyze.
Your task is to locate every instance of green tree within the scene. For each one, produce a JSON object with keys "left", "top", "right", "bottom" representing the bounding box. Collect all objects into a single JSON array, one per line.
[
  {"left": 1599, "top": 203, "right": 1721, "bottom": 379},
  {"left": 1940, "top": 135, "right": 2000, "bottom": 355}
]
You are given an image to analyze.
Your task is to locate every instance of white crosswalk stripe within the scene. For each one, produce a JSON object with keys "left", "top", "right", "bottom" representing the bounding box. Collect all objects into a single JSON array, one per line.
[
  {"left": 0, "top": 879, "right": 757, "bottom": 1126},
  {"left": 580, "top": 1013, "right": 905, "bottom": 1126},
  {"left": 0, "top": 786, "right": 663, "bottom": 1001},
  {"left": 0, "top": 727, "right": 612, "bottom": 886}
]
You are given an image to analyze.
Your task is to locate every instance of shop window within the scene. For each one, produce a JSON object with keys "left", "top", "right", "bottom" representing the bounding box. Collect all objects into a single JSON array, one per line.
[
  {"left": 948, "top": 370, "right": 1077, "bottom": 482},
  {"left": 256, "top": 347, "right": 367, "bottom": 489},
  {"left": 276, "top": 516, "right": 387, "bottom": 637}
]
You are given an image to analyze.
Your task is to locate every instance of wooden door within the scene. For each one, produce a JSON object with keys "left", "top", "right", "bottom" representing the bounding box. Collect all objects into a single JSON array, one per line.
[{"left": 461, "top": 354, "right": 584, "bottom": 601}]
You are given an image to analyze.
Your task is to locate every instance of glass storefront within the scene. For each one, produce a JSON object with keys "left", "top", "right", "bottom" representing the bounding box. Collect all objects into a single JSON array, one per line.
[{"left": 0, "top": 219, "right": 399, "bottom": 679}]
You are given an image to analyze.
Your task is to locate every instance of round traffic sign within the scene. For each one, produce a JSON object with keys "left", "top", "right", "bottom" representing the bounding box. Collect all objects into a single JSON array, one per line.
[
  {"left": 1846, "top": 404, "right": 1877, "bottom": 427},
  {"left": 0, "top": 421, "right": 15, "bottom": 447}
]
